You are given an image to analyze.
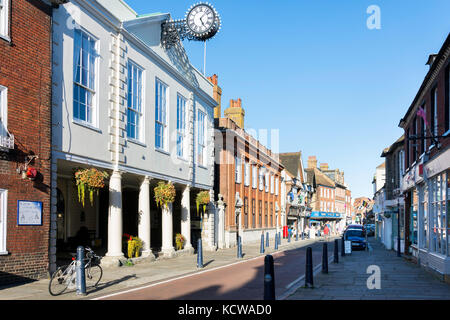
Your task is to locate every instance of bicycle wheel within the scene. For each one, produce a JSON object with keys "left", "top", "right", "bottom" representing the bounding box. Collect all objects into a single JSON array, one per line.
[
  {"left": 85, "top": 264, "right": 102, "bottom": 288},
  {"left": 49, "top": 265, "right": 73, "bottom": 296}
]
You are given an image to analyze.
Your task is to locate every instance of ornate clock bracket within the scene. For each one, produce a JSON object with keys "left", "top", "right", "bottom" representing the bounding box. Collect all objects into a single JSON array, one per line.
[
  {"left": 161, "top": 2, "right": 221, "bottom": 49},
  {"left": 161, "top": 19, "right": 197, "bottom": 49}
]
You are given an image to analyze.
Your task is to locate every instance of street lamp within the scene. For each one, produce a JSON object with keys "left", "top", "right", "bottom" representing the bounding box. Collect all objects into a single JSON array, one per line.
[{"left": 394, "top": 188, "right": 404, "bottom": 257}]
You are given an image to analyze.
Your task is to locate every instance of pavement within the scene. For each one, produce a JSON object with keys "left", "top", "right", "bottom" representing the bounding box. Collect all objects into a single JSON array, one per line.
[
  {"left": 0, "top": 234, "right": 326, "bottom": 300},
  {"left": 286, "top": 238, "right": 450, "bottom": 300}
]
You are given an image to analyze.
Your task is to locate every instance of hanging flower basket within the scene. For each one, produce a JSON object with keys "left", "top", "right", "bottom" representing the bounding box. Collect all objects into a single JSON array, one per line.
[
  {"left": 196, "top": 191, "right": 210, "bottom": 216},
  {"left": 154, "top": 181, "right": 176, "bottom": 209},
  {"left": 74, "top": 168, "right": 109, "bottom": 207}
]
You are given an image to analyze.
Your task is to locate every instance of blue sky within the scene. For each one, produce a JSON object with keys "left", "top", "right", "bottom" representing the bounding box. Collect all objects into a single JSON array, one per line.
[{"left": 126, "top": 0, "right": 450, "bottom": 200}]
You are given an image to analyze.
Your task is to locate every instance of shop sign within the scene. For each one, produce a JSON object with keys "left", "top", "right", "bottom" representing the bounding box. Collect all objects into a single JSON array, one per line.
[
  {"left": 344, "top": 240, "right": 352, "bottom": 254},
  {"left": 17, "top": 200, "right": 43, "bottom": 226}
]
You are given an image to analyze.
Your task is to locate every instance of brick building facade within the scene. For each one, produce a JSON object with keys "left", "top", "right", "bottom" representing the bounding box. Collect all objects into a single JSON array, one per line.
[
  {"left": 0, "top": 0, "right": 53, "bottom": 284},
  {"left": 210, "top": 75, "right": 283, "bottom": 247},
  {"left": 399, "top": 32, "right": 450, "bottom": 280}
]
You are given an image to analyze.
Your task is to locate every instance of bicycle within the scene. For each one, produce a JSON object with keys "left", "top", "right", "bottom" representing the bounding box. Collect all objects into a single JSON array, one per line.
[{"left": 49, "top": 247, "right": 103, "bottom": 296}]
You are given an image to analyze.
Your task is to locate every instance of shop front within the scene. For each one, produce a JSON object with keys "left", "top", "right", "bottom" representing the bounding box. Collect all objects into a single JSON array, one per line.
[{"left": 405, "top": 148, "right": 450, "bottom": 280}]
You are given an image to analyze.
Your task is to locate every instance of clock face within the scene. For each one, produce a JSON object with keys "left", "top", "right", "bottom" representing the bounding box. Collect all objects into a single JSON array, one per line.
[{"left": 186, "top": 4, "right": 216, "bottom": 36}]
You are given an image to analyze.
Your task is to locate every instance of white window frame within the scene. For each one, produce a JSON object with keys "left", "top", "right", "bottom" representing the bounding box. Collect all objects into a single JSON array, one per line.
[
  {"left": 259, "top": 168, "right": 264, "bottom": 191},
  {"left": 176, "top": 94, "right": 187, "bottom": 158},
  {"left": 265, "top": 172, "right": 269, "bottom": 193},
  {"left": 0, "top": 0, "right": 9, "bottom": 39},
  {"left": 244, "top": 161, "right": 250, "bottom": 186},
  {"left": 73, "top": 28, "right": 98, "bottom": 126},
  {"left": 432, "top": 87, "right": 438, "bottom": 138},
  {"left": 235, "top": 155, "right": 242, "bottom": 184},
  {"left": 126, "top": 60, "right": 144, "bottom": 142},
  {"left": 275, "top": 177, "right": 279, "bottom": 195},
  {"left": 197, "top": 110, "right": 207, "bottom": 167},
  {"left": 0, "top": 189, "right": 7, "bottom": 255},
  {"left": 155, "top": 78, "right": 168, "bottom": 151},
  {"left": 252, "top": 165, "right": 257, "bottom": 189},
  {"left": 270, "top": 175, "right": 274, "bottom": 194},
  {"left": 0, "top": 85, "right": 7, "bottom": 137}
]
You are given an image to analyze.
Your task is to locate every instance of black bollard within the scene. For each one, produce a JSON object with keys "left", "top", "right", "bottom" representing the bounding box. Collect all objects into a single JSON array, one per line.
[
  {"left": 237, "top": 236, "right": 243, "bottom": 258},
  {"left": 322, "top": 243, "right": 328, "bottom": 274},
  {"left": 197, "top": 238, "right": 203, "bottom": 268},
  {"left": 260, "top": 233, "right": 265, "bottom": 254},
  {"left": 76, "top": 246, "right": 87, "bottom": 296},
  {"left": 334, "top": 239, "right": 339, "bottom": 263},
  {"left": 266, "top": 232, "right": 269, "bottom": 247},
  {"left": 263, "top": 255, "right": 275, "bottom": 300},
  {"left": 305, "top": 247, "right": 313, "bottom": 288},
  {"left": 341, "top": 236, "right": 346, "bottom": 257},
  {"left": 274, "top": 232, "right": 278, "bottom": 250}
]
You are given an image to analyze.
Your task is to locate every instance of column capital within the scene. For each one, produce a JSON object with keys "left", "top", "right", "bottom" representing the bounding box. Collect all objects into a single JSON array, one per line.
[{"left": 142, "top": 175, "right": 151, "bottom": 185}]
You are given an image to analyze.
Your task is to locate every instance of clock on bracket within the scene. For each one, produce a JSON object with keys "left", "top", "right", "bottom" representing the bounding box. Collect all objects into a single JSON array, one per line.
[{"left": 185, "top": 3, "right": 221, "bottom": 40}]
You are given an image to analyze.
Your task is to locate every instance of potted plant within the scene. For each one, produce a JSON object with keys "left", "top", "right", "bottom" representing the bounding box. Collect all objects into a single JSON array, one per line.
[
  {"left": 175, "top": 233, "right": 185, "bottom": 251},
  {"left": 74, "top": 168, "right": 109, "bottom": 207},
  {"left": 126, "top": 235, "right": 143, "bottom": 259},
  {"left": 196, "top": 191, "right": 210, "bottom": 216},
  {"left": 154, "top": 181, "right": 176, "bottom": 209}
]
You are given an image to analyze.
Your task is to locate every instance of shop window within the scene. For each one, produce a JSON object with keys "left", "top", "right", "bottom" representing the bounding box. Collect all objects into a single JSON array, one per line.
[{"left": 430, "top": 173, "right": 447, "bottom": 255}]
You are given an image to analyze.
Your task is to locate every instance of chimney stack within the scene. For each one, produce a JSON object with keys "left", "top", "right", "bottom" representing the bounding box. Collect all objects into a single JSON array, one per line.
[
  {"left": 320, "top": 163, "right": 329, "bottom": 171},
  {"left": 224, "top": 98, "right": 245, "bottom": 128},
  {"left": 207, "top": 74, "right": 222, "bottom": 119},
  {"left": 307, "top": 156, "right": 317, "bottom": 169}
]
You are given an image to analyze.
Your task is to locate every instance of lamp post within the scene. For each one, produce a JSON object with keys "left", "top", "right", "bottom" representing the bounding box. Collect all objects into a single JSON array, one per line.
[
  {"left": 235, "top": 192, "right": 243, "bottom": 252},
  {"left": 394, "top": 188, "right": 403, "bottom": 257}
]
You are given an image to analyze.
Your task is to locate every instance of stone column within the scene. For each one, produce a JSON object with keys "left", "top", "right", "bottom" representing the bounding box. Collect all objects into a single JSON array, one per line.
[
  {"left": 161, "top": 202, "right": 175, "bottom": 258},
  {"left": 103, "top": 170, "right": 125, "bottom": 267},
  {"left": 138, "top": 176, "right": 155, "bottom": 260},
  {"left": 181, "top": 185, "right": 194, "bottom": 253}
]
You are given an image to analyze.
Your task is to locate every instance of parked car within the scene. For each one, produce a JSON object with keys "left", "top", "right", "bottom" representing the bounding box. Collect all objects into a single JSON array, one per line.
[
  {"left": 343, "top": 224, "right": 365, "bottom": 235},
  {"left": 344, "top": 228, "right": 367, "bottom": 250}
]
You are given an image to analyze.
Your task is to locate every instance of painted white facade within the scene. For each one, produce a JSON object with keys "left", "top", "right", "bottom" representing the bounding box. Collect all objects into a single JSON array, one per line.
[{"left": 50, "top": 0, "right": 217, "bottom": 270}]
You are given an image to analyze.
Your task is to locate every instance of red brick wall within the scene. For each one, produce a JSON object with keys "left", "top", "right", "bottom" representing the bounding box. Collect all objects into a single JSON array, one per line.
[
  {"left": 0, "top": 0, "right": 52, "bottom": 284},
  {"left": 404, "top": 54, "right": 450, "bottom": 169}
]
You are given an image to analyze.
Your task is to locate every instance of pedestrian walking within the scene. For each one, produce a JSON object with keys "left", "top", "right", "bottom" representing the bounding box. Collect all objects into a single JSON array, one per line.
[{"left": 324, "top": 224, "right": 330, "bottom": 241}]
